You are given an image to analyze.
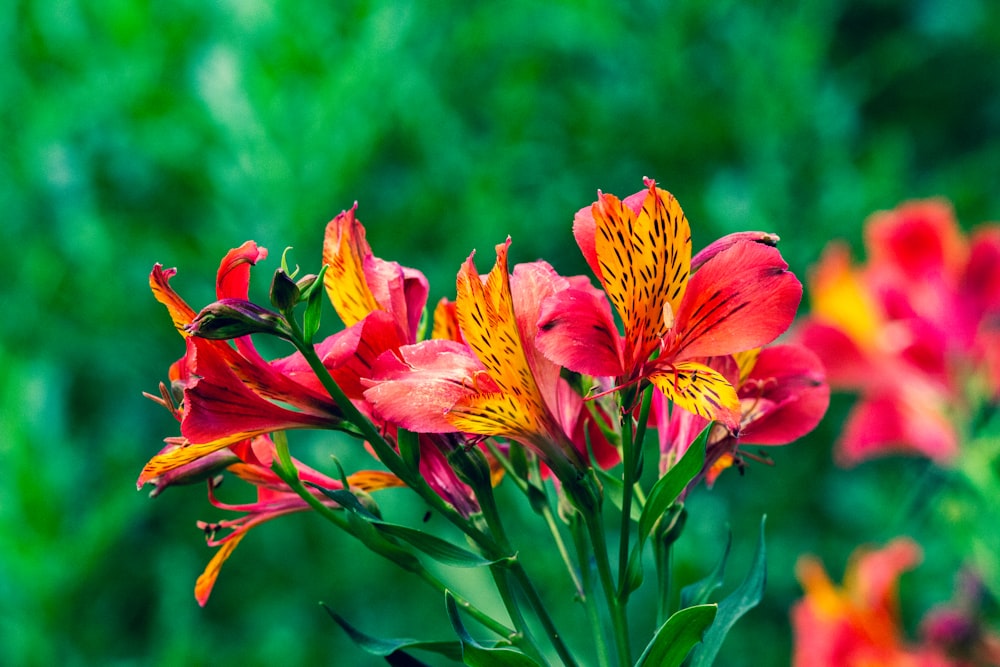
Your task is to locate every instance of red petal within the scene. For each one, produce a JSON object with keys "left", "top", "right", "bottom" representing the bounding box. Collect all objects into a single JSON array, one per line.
[
  {"left": 216, "top": 241, "right": 267, "bottom": 300},
  {"left": 738, "top": 345, "right": 830, "bottom": 445},
  {"left": 672, "top": 242, "right": 801, "bottom": 359},
  {"left": 837, "top": 394, "right": 958, "bottom": 466},
  {"left": 536, "top": 286, "right": 624, "bottom": 377},
  {"left": 365, "top": 339, "right": 487, "bottom": 433}
]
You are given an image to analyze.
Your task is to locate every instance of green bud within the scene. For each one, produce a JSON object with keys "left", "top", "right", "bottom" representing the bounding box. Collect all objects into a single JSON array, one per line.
[
  {"left": 186, "top": 298, "right": 291, "bottom": 340},
  {"left": 270, "top": 269, "right": 300, "bottom": 312}
]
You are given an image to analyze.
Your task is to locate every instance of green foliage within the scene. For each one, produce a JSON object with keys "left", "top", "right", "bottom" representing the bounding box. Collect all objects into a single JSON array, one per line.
[{"left": 4, "top": 1, "right": 1000, "bottom": 664}]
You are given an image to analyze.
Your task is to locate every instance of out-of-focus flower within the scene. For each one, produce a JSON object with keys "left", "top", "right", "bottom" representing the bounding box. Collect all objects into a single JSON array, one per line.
[
  {"left": 797, "top": 199, "right": 1000, "bottom": 465},
  {"left": 655, "top": 344, "right": 829, "bottom": 488},
  {"left": 365, "top": 240, "right": 618, "bottom": 484},
  {"left": 536, "top": 178, "right": 801, "bottom": 430},
  {"left": 190, "top": 435, "right": 404, "bottom": 606},
  {"left": 791, "top": 538, "right": 954, "bottom": 667}
]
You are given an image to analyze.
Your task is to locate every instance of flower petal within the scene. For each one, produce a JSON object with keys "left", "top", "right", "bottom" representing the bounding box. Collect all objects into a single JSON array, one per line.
[
  {"left": 195, "top": 532, "right": 246, "bottom": 606},
  {"left": 537, "top": 285, "right": 625, "bottom": 377},
  {"left": 150, "top": 264, "right": 197, "bottom": 335},
  {"left": 323, "top": 204, "right": 381, "bottom": 327},
  {"left": 216, "top": 241, "right": 268, "bottom": 300},
  {"left": 738, "top": 345, "right": 830, "bottom": 445},
  {"left": 592, "top": 183, "right": 692, "bottom": 368},
  {"left": 672, "top": 241, "right": 801, "bottom": 359},
  {"left": 648, "top": 361, "right": 740, "bottom": 429}
]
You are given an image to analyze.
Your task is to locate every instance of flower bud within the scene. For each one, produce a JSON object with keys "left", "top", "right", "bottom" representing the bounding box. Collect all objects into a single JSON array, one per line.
[
  {"left": 269, "top": 269, "right": 300, "bottom": 312},
  {"left": 186, "top": 298, "right": 291, "bottom": 340}
]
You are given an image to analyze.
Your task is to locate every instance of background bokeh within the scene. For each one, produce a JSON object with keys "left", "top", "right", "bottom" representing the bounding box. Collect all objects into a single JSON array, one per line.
[{"left": 3, "top": 1, "right": 999, "bottom": 665}]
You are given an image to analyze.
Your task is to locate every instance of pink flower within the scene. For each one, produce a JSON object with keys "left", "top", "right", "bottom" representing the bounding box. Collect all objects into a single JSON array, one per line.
[{"left": 796, "top": 199, "right": 1000, "bottom": 465}]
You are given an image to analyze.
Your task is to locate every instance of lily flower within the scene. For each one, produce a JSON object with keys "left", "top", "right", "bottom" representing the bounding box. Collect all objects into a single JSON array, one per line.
[
  {"left": 364, "top": 240, "right": 618, "bottom": 484},
  {"left": 190, "top": 435, "right": 404, "bottom": 606},
  {"left": 791, "top": 538, "right": 954, "bottom": 667},
  {"left": 796, "top": 199, "right": 1000, "bottom": 465},
  {"left": 536, "top": 178, "right": 801, "bottom": 430},
  {"left": 139, "top": 244, "right": 345, "bottom": 488},
  {"left": 655, "top": 344, "right": 829, "bottom": 489}
]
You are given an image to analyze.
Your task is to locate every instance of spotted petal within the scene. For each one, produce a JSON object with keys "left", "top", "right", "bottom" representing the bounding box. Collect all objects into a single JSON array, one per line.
[
  {"left": 648, "top": 361, "right": 740, "bottom": 429},
  {"left": 592, "top": 182, "right": 691, "bottom": 367}
]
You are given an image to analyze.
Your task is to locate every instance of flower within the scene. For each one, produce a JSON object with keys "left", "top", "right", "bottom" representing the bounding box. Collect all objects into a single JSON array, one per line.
[
  {"left": 655, "top": 344, "right": 829, "bottom": 488},
  {"left": 139, "top": 244, "right": 345, "bottom": 487},
  {"left": 796, "top": 199, "right": 1000, "bottom": 465},
  {"left": 364, "top": 240, "right": 617, "bottom": 484},
  {"left": 792, "top": 538, "right": 960, "bottom": 667},
  {"left": 536, "top": 178, "right": 802, "bottom": 430},
  {"left": 189, "top": 435, "right": 404, "bottom": 606}
]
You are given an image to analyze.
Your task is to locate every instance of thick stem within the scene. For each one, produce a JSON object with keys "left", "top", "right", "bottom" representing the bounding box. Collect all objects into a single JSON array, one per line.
[{"left": 571, "top": 514, "right": 611, "bottom": 667}]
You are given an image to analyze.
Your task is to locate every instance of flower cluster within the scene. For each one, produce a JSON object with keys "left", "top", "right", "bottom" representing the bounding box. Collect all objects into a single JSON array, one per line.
[
  {"left": 140, "top": 179, "right": 827, "bottom": 663},
  {"left": 796, "top": 199, "right": 1000, "bottom": 465}
]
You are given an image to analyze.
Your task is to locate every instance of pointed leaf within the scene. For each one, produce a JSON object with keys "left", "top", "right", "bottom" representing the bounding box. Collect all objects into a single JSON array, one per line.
[
  {"left": 374, "top": 522, "right": 498, "bottom": 568},
  {"left": 309, "top": 484, "right": 496, "bottom": 568},
  {"left": 688, "top": 517, "right": 768, "bottom": 667},
  {"left": 635, "top": 604, "right": 717, "bottom": 667},
  {"left": 681, "top": 531, "right": 732, "bottom": 608},
  {"left": 445, "top": 593, "right": 541, "bottom": 667},
  {"left": 323, "top": 605, "right": 463, "bottom": 659},
  {"left": 303, "top": 278, "right": 324, "bottom": 342},
  {"left": 638, "top": 426, "right": 708, "bottom": 543}
]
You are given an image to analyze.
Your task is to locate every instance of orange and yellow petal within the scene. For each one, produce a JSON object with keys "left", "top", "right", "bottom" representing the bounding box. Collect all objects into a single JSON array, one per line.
[
  {"left": 648, "top": 361, "right": 741, "bottom": 430},
  {"left": 592, "top": 182, "right": 691, "bottom": 365},
  {"left": 455, "top": 241, "right": 538, "bottom": 401},
  {"left": 323, "top": 205, "right": 382, "bottom": 327},
  {"left": 194, "top": 533, "right": 246, "bottom": 606},
  {"left": 809, "top": 242, "right": 882, "bottom": 349},
  {"left": 150, "top": 264, "right": 197, "bottom": 336}
]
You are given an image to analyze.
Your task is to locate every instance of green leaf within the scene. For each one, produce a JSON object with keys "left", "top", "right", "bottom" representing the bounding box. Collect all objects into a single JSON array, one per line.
[
  {"left": 637, "top": 426, "right": 708, "bottom": 543},
  {"left": 302, "top": 281, "right": 323, "bottom": 341},
  {"left": 397, "top": 428, "right": 420, "bottom": 471},
  {"left": 681, "top": 530, "right": 732, "bottom": 608},
  {"left": 445, "top": 593, "right": 541, "bottom": 667},
  {"left": 374, "top": 522, "right": 498, "bottom": 568},
  {"left": 323, "top": 605, "right": 463, "bottom": 660},
  {"left": 635, "top": 604, "right": 717, "bottom": 667},
  {"left": 309, "top": 484, "right": 496, "bottom": 568},
  {"left": 688, "top": 516, "right": 768, "bottom": 667}
]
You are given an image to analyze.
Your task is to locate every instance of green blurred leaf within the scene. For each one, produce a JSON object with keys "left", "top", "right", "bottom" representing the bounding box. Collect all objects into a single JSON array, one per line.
[
  {"left": 638, "top": 426, "right": 708, "bottom": 543},
  {"left": 688, "top": 517, "right": 768, "bottom": 667},
  {"left": 635, "top": 603, "right": 717, "bottom": 667},
  {"left": 445, "top": 593, "right": 541, "bottom": 667},
  {"left": 397, "top": 428, "right": 420, "bottom": 471},
  {"left": 323, "top": 604, "right": 463, "bottom": 660},
  {"left": 681, "top": 531, "right": 732, "bottom": 608}
]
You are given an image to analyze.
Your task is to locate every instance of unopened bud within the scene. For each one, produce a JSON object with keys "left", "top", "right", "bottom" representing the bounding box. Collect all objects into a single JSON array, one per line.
[
  {"left": 270, "top": 269, "right": 300, "bottom": 312},
  {"left": 186, "top": 298, "right": 291, "bottom": 340}
]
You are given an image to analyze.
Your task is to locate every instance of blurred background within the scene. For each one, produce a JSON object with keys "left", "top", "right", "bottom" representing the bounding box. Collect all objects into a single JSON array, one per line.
[{"left": 3, "top": 1, "right": 999, "bottom": 664}]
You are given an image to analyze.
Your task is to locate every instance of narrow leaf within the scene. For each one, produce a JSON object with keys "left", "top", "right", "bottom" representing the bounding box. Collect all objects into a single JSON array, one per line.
[
  {"left": 374, "top": 522, "right": 498, "bottom": 568},
  {"left": 638, "top": 426, "right": 708, "bottom": 543},
  {"left": 681, "top": 531, "right": 732, "bottom": 608},
  {"left": 635, "top": 604, "right": 717, "bottom": 667},
  {"left": 323, "top": 605, "right": 462, "bottom": 659},
  {"left": 689, "top": 516, "right": 768, "bottom": 667},
  {"left": 445, "top": 593, "right": 541, "bottom": 667}
]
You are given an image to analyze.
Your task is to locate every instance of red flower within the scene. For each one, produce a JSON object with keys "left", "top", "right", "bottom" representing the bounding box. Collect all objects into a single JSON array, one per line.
[
  {"left": 536, "top": 179, "right": 801, "bottom": 430},
  {"left": 365, "top": 241, "right": 618, "bottom": 482},
  {"left": 796, "top": 199, "right": 1000, "bottom": 465},
  {"left": 792, "top": 538, "right": 955, "bottom": 667}
]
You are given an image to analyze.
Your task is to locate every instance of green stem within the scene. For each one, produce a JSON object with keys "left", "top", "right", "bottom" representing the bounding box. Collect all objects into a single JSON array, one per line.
[
  {"left": 475, "top": 463, "right": 578, "bottom": 666},
  {"left": 584, "top": 509, "right": 631, "bottom": 667},
  {"left": 571, "top": 514, "right": 610, "bottom": 667}
]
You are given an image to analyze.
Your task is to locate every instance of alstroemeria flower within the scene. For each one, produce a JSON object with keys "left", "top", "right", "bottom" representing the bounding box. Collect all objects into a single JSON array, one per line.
[
  {"left": 365, "top": 241, "right": 617, "bottom": 483},
  {"left": 655, "top": 344, "right": 829, "bottom": 488},
  {"left": 537, "top": 179, "right": 802, "bottom": 430},
  {"left": 139, "top": 244, "right": 345, "bottom": 487},
  {"left": 796, "top": 199, "right": 1000, "bottom": 465},
  {"left": 191, "top": 435, "right": 404, "bottom": 606},
  {"left": 791, "top": 538, "right": 953, "bottom": 667}
]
